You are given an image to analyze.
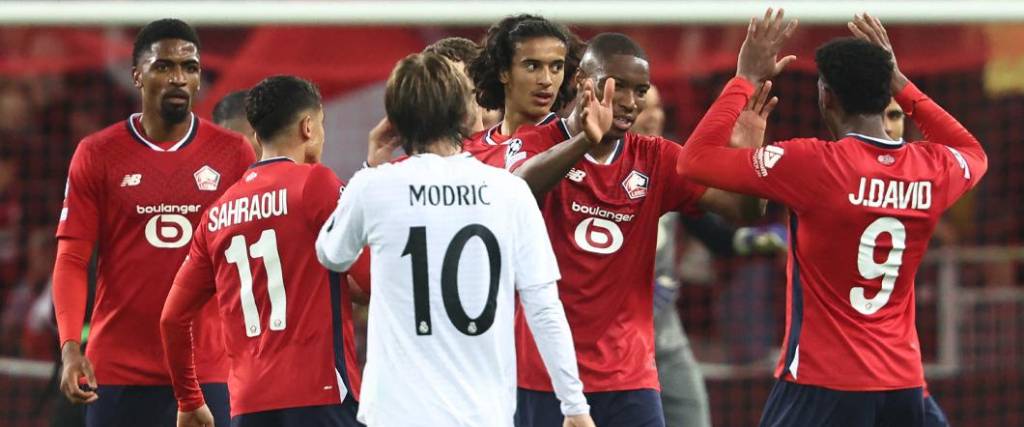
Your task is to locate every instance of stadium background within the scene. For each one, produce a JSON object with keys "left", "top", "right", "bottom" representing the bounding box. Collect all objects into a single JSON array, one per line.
[{"left": 0, "top": 1, "right": 1020, "bottom": 426}]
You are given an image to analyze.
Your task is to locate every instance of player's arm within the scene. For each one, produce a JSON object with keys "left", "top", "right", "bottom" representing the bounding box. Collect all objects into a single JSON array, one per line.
[
  {"left": 52, "top": 139, "right": 103, "bottom": 404},
  {"left": 315, "top": 172, "right": 369, "bottom": 272},
  {"left": 513, "top": 79, "right": 614, "bottom": 196},
  {"left": 304, "top": 165, "right": 373, "bottom": 301},
  {"left": 159, "top": 237, "right": 217, "bottom": 415},
  {"left": 510, "top": 182, "right": 590, "bottom": 418},
  {"left": 366, "top": 118, "right": 402, "bottom": 167},
  {"left": 849, "top": 13, "right": 988, "bottom": 198}
]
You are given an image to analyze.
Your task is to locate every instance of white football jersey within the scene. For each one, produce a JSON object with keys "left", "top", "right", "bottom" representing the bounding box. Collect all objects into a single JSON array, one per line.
[{"left": 316, "top": 153, "right": 584, "bottom": 426}]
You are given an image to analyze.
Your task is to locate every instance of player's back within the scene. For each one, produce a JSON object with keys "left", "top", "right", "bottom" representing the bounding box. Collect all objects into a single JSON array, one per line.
[
  {"left": 350, "top": 153, "right": 539, "bottom": 426},
  {"left": 196, "top": 158, "right": 356, "bottom": 415},
  {"left": 774, "top": 134, "right": 980, "bottom": 390}
]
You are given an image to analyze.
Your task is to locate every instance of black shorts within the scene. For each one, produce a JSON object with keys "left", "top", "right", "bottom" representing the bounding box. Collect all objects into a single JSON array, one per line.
[
  {"left": 759, "top": 380, "right": 924, "bottom": 427},
  {"left": 85, "top": 383, "right": 229, "bottom": 427}
]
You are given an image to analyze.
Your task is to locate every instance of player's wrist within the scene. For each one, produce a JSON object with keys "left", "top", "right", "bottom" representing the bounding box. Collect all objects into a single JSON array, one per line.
[
  {"left": 60, "top": 340, "right": 82, "bottom": 359},
  {"left": 178, "top": 397, "right": 207, "bottom": 413}
]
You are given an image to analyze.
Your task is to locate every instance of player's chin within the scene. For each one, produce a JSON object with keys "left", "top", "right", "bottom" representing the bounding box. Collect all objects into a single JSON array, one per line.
[
  {"left": 159, "top": 102, "right": 191, "bottom": 124},
  {"left": 603, "top": 127, "right": 626, "bottom": 141}
]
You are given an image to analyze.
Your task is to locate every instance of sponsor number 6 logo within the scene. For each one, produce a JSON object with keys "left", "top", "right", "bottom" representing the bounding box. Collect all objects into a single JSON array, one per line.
[{"left": 574, "top": 217, "right": 624, "bottom": 254}]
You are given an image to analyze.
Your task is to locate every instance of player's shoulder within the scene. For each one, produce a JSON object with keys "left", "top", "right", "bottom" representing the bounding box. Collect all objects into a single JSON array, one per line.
[
  {"left": 78, "top": 117, "right": 135, "bottom": 149},
  {"left": 772, "top": 137, "right": 834, "bottom": 156}
]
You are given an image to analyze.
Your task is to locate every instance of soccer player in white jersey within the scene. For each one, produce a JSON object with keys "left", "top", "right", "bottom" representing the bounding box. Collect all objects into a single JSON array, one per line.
[{"left": 316, "top": 53, "right": 598, "bottom": 427}]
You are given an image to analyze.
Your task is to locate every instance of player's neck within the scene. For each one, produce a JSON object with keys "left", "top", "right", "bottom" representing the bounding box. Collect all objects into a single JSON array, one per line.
[
  {"left": 587, "top": 136, "right": 620, "bottom": 163},
  {"left": 500, "top": 109, "right": 544, "bottom": 136},
  {"left": 413, "top": 140, "right": 462, "bottom": 157},
  {"left": 140, "top": 112, "right": 192, "bottom": 143},
  {"left": 261, "top": 145, "right": 305, "bottom": 164},
  {"left": 836, "top": 115, "right": 891, "bottom": 141}
]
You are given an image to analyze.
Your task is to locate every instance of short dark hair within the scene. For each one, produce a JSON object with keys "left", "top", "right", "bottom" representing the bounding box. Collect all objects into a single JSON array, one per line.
[
  {"left": 245, "top": 75, "right": 322, "bottom": 142},
  {"left": 386, "top": 53, "right": 471, "bottom": 154},
  {"left": 424, "top": 37, "right": 480, "bottom": 64},
  {"left": 468, "top": 14, "right": 582, "bottom": 111},
  {"left": 132, "top": 18, "right": 201, "bottom": 66},
  {"left": 815, "top": 38, "right": 893, "bottom": 115},
  {"left": 586, "top": 33, "right": 648, "bottom": 62},
  {"left": 212, "top": 90, "right": 248, "bottom": 125}
]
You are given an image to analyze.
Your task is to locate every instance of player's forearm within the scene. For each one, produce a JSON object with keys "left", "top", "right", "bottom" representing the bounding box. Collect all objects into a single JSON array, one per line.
[
  {"left": 159, "top": 286, "right": 207, "bottom": 412},
  {"left": 315, "top": 225, "right": 359, "bottom": 272},
  {"left": 895, "top": 82, "right": 986, "bottom": 159},
  {"left": 514, "top": 133, "right": 595, "bottom": 197},
  {"left": 678, "top": 78, "right": 756, "bottom": 188},
  {"left": 519, "top": 282, "right": 590, "bottom": 416},
  {"left": 52, "top": 237, "right": 94, "bottom": 347}
]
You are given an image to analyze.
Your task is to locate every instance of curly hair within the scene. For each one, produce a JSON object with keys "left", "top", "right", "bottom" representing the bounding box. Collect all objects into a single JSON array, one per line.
[
  {"left": 132, "top": 18, "right": 200, "bottom": 66},
  {"left": 246, "top": 75, "right": 322, "bottom": 142},
  {"left": 468, "top": 14, "right": 582, "bottom": 112},
  {"left": 815, "top": 38, "right": 894, "bottom": 115}
]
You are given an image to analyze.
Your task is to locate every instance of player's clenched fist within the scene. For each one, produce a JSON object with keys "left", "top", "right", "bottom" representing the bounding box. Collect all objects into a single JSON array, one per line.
[
  {"left": 564, "top": 414, "right": 597, "bottom": 427},
  {"left": 59, "top": 342, "right": 98, "bottom": 404},
  {"left": 177, "top": 404, "right": 215, "bottom": 427}
]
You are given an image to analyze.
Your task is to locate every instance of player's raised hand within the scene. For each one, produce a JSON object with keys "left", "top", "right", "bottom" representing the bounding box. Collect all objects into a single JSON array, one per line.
[
  {"left": 848, "top": 13, "right": 909, "bottom": 91},
  {"left": 367, "top": 117, "right": 401, "bottom": 167},
  {"left": 731, "top": 80, "right": 779, "bottom": 149},
  {"left": 564, "top": 413, "right": 597, "bottom": 427},
  {"left": 580, "top": 78, "right": 615, "bottom": 144},
  {"left": 59, "top": 341, "right": 98, "bottom": 404},
  {"left": 177, "top": 404, "right": 215, "bottom": 427},
  {"left": 736, "top": 8, "right": 798, "bottom": 83}
]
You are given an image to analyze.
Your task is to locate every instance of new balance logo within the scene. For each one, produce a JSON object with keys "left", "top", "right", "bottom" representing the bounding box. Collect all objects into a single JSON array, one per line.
[
  {"left": 120, "top": 174, "right": 142, "bottom": 187},
  {"left": 566, "top": 168, "right": 586, "bottom": 182}
]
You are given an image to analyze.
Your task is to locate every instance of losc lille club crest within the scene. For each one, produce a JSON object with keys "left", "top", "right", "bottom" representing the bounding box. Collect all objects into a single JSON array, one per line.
[
  {"left": 622, "top": 170, "right": 649, "bottom": 200},
  {"left": 193, "top": 165, "right": 221, "bottom": 192}
]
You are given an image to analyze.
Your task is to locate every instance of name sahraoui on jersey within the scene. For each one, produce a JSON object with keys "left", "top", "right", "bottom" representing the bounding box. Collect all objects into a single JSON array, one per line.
[
  {"left": 409, "top": 184, "right": 490, "bottom": 207},
  {"left": 208, "top": 189, "right": 288, "bottom": 232},
  {"left": 848, "top": 177, "right": 931, "bottom": 210}
]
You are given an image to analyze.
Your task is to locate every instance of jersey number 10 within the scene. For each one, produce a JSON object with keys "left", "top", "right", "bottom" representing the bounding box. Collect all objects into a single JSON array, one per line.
[
  {"left": 402, "top": 224, "right": 501, "bottom": 337},
  {"left": 225, "top": 229, "right": 287, "bottom": 337}
]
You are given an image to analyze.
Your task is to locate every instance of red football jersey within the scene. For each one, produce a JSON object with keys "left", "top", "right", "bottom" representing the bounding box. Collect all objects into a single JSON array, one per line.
[
  {"left": 463, "top": 112, "right": 559, "bottom": 168},
  {"left": 56, "top": 113, "right": 254, "bottom": 385},
  {"left": 680, "top": 78, "right": 987, "bottom": 390},
  {"left": 512, "top": 119, "right": 707, "bottom": 392},
  {"left": 169, "top": 159, "right": 361, "bottom": 416}
]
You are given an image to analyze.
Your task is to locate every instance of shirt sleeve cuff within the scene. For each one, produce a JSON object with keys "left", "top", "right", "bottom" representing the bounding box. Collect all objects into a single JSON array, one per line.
[
  {"left": 177, "top": 395, "right": 206, "bottom": 413},
  {"left": 561, "top": 400, "right": 591, "bottom": 417}
]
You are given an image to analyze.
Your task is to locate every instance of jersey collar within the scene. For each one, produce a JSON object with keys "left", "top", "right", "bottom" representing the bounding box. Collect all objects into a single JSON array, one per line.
[
  {"left": 249, "top": 156, "right": 294, "bottom": 169},
  {"left": 126, "top": 113, "right": 198, "bottom": 152},
  {"left": 846, "top": 132, "right": 905, "bottom": 149},
  {"left": 584, "top": 139, "right": 623, "bottom": 165},
  {"left": 484, "top": 112, "right": 559, "bottom": 145}
]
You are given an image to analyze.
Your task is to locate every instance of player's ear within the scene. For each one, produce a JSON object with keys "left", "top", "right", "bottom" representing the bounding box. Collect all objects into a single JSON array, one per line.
[
  {"left": 499, "top": 68, "right": 510, "bottom": 84},
  {"left": 300, "top": 115, "right": 313, "bottom": 140},
  {"left": 131, "top": 66, "right": 142, "bottom": 89}
]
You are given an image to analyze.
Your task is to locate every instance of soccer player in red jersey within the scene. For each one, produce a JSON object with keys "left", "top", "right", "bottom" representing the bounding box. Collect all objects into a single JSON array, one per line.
[
  {"left": 677, "top": 10, "right": 987, "bottom": 426},
  {"left": 161, "top": 75, "right": 366, "bottom": 427},
  {"left": 882, "top": 98, "right": 950, "bottom": 427},
  {"left": 509, "top": 33, "right": 766, "bottom": 427},
  {"left": 52, "top": 19, "right": 255, "bottom": 427}
]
